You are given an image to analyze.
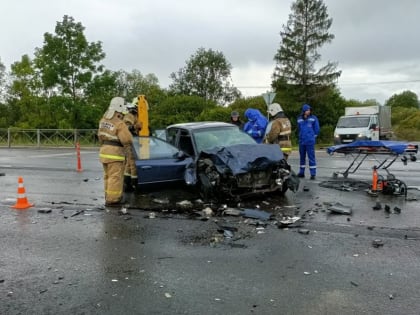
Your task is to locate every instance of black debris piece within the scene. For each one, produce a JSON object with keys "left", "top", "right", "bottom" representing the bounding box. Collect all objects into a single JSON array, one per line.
[
  {"left": 303, "top": 186, "right": 310, "bottom": 192},
  {"left": 384, "top": 204, "right": 391, "bottom": 213},
  {"left": 372, "top": 239, "right": 384, "bottom": 248},
  {"left": 298, "top": 228, "right": 310, "bottom": 235},
  {"left": 38, "top": 208, "right": 52, "bottom": 214},
  {"left": 70, "top": 210, "right": 84, "bottom": 217},
  {"left": 367, "top": 226, "right": 375, "bottom": 230},
  {"left": 372, "top": 202, "right": 382, "bottom": 210},
  {"left": 350, "top": 281, "right": 359, "bottom": 287},
  {"left": 0, "top": 279, "right": 4, "bottom": 283},
  {"left": 83, "top": 178, "right": 89, "bottom": 182},
  {"left": 393, "top": 206, "right": 401, "bottom": 214}
]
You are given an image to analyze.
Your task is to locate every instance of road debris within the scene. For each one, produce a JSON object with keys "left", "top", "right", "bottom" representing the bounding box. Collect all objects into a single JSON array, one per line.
[
  {"left": 327, "top": 202, "right": 352, "bottom": 215},
  {"left": 372, "top": 202, "right": 382, "bottom": 210},
  {"left": 372, "top": 239, "right": 384, "bottom": 248},
  {"left": 152, "top": 198, "right": 169, "bottom": 205},
  {"left": 298, "top": 228, "right": 310, "bottom": 235},
  {"left": 70, "top": 210, "right": 84, "bottom": 217},
  {"left": 241, "top": 208, "right": 272, "bottom": 220},
  {"left": 202, "top": 207, "right": 213, "bottom": 217},
  {"left": 350, "top": 281, "right": 359, "bottom": 287},
  {"left": 393, "top": 206, "right": 401, "bottom": 214},
  {"left": 176, "top": 200, "right": 193, "bottom": 209},
  {"left": 277, "top": 216, "right": 301, "bottom": 228},
  {"left": 222, "top": 208, "right": 242, "bottom": 216},
  {"left": 38, "top": 208, "right": 52, "bottom": 214}
]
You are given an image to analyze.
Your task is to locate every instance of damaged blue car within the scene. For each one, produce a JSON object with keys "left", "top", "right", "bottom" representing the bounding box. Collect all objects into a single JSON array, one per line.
[{"left": 165, "top": 122, "right": 299, "bottom": 201}]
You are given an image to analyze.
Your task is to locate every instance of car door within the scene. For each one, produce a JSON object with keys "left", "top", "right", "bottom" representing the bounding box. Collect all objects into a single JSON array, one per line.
[{"left": 132, "top": 136, "right": 192, "bottom": 185}]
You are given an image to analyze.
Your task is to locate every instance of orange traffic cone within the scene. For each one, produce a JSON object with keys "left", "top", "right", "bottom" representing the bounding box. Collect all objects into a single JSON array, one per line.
[
  {"left": 76, "top": 142, "right": 83, "bottom": 172},
  {"left": 11, "top": 176, "right": 34, "bottom": 209}
]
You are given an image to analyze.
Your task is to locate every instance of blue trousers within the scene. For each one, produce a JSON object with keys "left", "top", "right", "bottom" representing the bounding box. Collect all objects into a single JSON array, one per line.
[{"left": 298, "top": 143, "right": 316, "bottom": 176}]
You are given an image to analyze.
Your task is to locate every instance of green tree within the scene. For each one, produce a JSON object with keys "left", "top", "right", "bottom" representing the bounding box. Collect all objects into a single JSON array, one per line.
[
  {"left": 385, "top": 90, "right": 419, "bottom": 109},
  {"left": 33, "top": 15, "right": 105, "bottom": 128},
  {"left": 8, "top": 55, "right": 44, "bottom": 128},
  {"left": 272, "top": 0, "right": 341, "bottom": 103},
  {"left": 34, "top": 15, "right": 105, "bottom": 100},
  {"left": 0, "top": 57, "right": 6, "bottom": 102},
  {"left": 85, "top": 70, "right": 119, "bottom": 117},
  {"left": 115, "top": 70, "right": 167, "bottom": 108},
  {"left": 169, "top": 47, "right": 241, "bottom": 104},
  {"left": 150, "top": 95, "right": 217, "bottom": 128}
]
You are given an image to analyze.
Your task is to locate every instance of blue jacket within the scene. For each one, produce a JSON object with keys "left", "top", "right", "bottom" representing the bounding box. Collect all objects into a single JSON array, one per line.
[
  {"left": 243, "top": 108, "right": 268, "bottom": 143},
  {"left": 297, "top": 104, "right": 320, "bottom": 145}
]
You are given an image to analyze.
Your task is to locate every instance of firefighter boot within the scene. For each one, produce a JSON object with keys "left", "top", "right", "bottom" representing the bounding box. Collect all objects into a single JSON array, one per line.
[
  {"left": 124, "top": 175, "right": 134, "bottom": 192},
  {"left": 131, "top": 178, "right": 138, "bottom": 191}
]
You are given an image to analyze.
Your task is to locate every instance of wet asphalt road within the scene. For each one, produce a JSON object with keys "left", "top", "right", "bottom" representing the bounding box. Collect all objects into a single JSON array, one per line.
[{"left": 1, "top": 147, "right": 420, "bottom": 314}]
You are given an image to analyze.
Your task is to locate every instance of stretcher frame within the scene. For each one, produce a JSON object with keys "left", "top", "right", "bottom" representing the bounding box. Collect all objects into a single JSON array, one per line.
[{"left": 327, "top": 140, "right": 418, "bottom": 179}]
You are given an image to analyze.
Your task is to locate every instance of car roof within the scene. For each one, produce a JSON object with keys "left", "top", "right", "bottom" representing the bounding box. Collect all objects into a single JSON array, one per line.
[{"left": 167, "top": 121, "right": 236, "bottom": 131}]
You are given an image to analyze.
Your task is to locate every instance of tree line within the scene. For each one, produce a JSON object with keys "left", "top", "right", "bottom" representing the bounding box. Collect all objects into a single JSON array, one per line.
[{"left": 0, "top": 0, "right": 419, "bottom": 142}]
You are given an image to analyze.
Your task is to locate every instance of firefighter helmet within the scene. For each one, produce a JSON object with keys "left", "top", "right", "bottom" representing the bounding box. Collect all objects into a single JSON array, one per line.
[
  {"left": 104, "top": 97, "right": 127, "bottom": 119},
  {"left": 268, "top": 103, "right": 283, "bottom": 116}
]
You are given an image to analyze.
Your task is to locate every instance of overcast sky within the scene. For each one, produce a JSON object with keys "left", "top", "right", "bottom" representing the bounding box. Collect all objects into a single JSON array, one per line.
[{"left": 1, "top": 0, "right": 420, "bottom": 104}]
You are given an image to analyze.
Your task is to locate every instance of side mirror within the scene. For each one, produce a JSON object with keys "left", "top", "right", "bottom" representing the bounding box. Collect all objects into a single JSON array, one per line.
[
  {"left": 370, "top": 123, "right": 377, "bottom": 130},
  {"left": 174, "top": 151, "right": 187, "bottom": 160}
]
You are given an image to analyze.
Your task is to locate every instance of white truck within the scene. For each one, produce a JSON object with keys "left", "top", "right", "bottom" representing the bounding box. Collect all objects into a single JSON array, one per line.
[{"left": 334, "top": 105, "right": 392, "bottom": 145}]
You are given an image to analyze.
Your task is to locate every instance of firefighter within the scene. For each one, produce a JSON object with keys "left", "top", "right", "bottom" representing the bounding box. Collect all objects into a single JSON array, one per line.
[
  {"left": 123, "top": 103, "right": 142, "bottom": 192},
  {"left": 98, "top": 97, "right": 134, "bottom": 206},
  {"left": 265, "top": 103, "right": 292, "bottom": 160}
]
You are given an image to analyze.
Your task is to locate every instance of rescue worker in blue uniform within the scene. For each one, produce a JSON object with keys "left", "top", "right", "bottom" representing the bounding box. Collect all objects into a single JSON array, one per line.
[
  {"left": 243, "top": 108, "right": 268, "bottom": 143},
  {"left": 297, "top": 104, "right": 320, "bottom": 180}
]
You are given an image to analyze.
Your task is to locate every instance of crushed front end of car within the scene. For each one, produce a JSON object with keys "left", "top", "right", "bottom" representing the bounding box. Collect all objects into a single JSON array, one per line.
[{"left": 189, "top": 144, "right": 299, "bottom": 201}]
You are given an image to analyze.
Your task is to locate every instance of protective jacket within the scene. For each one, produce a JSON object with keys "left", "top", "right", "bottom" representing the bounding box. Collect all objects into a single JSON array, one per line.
[
  {"left": 265, "top": 113, "right": 292, "bottom": 154},
  {"left": 243, "top": 109, "right": 268, "bottom": 143},
  {"left": 123, "top": 112, "right": 142, "bottom": 136},
  {"left": 297, "top": 105, "right": 320, "bottom": 145},
  {"left": 122, "top": 112, "right": 140, "bottom": 181},
  {"left": 98, "top": 113, "right": 133, "bottom": 163}
]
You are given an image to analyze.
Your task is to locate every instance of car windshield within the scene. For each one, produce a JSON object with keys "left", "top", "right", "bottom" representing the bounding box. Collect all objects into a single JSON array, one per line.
[
  {"left": 132, "top": 136, "right": 180, "bottom": 160},
  {"left": 192, "top": 126, "right": 256, "bottom": 152},
  {"left": 337, "top": 116, "right": 370, "bottom": 128}
]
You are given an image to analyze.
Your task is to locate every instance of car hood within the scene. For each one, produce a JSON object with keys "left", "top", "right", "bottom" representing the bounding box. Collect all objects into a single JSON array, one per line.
[{"left": 199, "top": 143, "right": 284, "bottom": 175}]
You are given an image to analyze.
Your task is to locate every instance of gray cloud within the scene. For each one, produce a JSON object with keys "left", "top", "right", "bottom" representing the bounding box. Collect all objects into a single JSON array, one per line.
[{"left": 1, "top": 0, "right": 419, "bottom": 103}]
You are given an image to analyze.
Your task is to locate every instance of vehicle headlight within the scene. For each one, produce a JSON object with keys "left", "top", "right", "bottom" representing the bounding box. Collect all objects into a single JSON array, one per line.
[
  {"left": 275, "top": 178, "right": 283, "bottom": 185},
  {"left": 334, "top": 134, "right": 339, "bottom": 138},
  {"left": 357, "top": 133, "right": 365, "bottom": 138}
]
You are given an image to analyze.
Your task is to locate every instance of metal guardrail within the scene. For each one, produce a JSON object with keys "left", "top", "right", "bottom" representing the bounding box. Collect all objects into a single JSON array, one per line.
[{"left": 0, "top": 128, "right": 99, "bottom": 148}]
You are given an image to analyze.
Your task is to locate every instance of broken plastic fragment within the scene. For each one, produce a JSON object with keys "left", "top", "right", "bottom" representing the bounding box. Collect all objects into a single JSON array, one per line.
[
  {"left": 328, "top": 202, "right": 352, "bottom": 215},
  {"left": 241, "top": 208, "right": 272, "bottom": 220},
  {"left": 279, "top": 216, "right": 301, "bottom": 226}
]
